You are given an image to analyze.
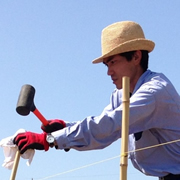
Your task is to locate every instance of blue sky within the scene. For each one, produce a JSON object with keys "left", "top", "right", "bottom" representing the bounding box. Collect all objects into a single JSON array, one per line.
[{"left": 0, "top": 1, "right": 180, "bottom": 179}]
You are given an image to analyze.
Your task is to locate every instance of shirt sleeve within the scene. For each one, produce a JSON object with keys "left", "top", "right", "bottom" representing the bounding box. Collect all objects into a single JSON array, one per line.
[
  {"left": 52, "top": 92, "right": 123, "bottom": 150},
  {"left": 52, "top": 86, "right": 157, "bottom": 151}
]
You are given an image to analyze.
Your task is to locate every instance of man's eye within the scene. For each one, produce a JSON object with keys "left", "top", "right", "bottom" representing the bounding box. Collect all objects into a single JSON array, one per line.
[
  {"left": 110, "top": 60, "right": 116, "bottom": 64},
  {"left": 104, "top": 59, "right": 117, "bottom": 67}
]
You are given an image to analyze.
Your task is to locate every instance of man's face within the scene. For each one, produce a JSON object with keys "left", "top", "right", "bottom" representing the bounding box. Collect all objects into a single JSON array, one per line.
[{"left": 103, "top": 54, "right": 138, "bottom": 90}]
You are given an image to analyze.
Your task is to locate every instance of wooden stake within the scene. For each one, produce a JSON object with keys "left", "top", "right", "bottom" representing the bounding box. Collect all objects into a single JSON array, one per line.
[
  {"left": 120, "top": 76, "right": 130, "bottom": 180},
  {"left": 10, "top": 150, "right": 20, "bottom": 180}
]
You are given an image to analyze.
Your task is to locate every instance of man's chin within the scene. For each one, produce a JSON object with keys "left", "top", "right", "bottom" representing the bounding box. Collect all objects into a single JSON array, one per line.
[
  {"left": 115, "top": 85, "right": 122, "bottom": 89},
  {"left": 113, "top": 81, "right": 122, "bottom": 89}
]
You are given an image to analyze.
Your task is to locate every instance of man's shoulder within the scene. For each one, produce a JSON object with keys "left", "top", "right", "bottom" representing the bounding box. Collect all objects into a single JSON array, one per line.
[{"left": 142, "top": 70, "right": 170, "bottom": 86}]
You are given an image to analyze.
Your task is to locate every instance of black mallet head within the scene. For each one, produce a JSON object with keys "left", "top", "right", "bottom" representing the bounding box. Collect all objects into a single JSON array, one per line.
[{"left": 16, "top": 84, "right": 36, "bottom": 116}]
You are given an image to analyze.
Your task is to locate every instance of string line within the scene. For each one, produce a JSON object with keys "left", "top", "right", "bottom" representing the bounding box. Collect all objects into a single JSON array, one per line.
[
  {"left": 36, "top": 155, "right": 120, "bottom": 180},
  {"left": 127, "top": 138, "right": 180, "bottom": 154},
  {"left": 37, "top": 138, "right": 180, "bottom": 180}
]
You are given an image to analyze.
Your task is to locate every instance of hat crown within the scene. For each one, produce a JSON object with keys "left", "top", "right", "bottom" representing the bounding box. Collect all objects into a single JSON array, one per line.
[
  {"left": 102, "top": 21, "right": 145, "bottom": 54},
  {"left": 92, "top": 20, "right": 155, "bottom": 64}
]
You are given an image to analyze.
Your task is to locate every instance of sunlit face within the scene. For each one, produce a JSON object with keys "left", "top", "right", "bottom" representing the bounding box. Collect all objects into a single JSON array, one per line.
[{"left": 103, "top": 54, "right": 139, "bottom": 90}]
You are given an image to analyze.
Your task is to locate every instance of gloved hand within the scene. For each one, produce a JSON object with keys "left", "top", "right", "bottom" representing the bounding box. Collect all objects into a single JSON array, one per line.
[
  {"left": 13, "top": 132, "right": 49, "bottom": 154},
  {"left": 41, "top": 120, "right": 70, "bottom": 152},
  {"left": 41, "top": 119, "right": 66, "bottom": 133}
]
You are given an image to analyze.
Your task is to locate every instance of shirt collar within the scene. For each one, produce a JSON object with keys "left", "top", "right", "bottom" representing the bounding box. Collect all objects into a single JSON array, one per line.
[{"left": 132, "top": 70, "right": 152, "bottom": 94}]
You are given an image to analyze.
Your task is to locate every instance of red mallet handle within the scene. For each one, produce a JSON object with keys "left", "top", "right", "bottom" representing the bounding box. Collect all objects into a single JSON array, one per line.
[{"left": 33, "top": 109, "right": 49, "bottom": 126}]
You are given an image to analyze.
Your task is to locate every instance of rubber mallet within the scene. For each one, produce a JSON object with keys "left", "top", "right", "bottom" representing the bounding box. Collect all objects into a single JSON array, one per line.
[{"left": 16, "top": 84, "right": 49, "bottom": 126}]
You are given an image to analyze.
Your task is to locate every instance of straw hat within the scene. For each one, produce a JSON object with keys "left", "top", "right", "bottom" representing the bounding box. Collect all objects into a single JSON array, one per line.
[{"left": 92, "top": 21, "right": 155, "bottom": 64}]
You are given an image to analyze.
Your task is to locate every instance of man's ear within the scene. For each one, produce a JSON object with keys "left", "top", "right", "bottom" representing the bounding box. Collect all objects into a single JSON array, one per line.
[{"left": 133, "top": 50, "right": 142, "bottom": 65}]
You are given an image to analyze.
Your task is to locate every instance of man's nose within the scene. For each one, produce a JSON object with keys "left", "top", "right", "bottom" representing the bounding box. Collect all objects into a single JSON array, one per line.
[{"left": 107, "top": 67, "right": 113, "bottom": 76}]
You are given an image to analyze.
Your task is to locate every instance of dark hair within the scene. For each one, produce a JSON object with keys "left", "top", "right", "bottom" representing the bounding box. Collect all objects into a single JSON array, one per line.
[{"left": 120, "top": 50, "right": 149, "bottom": 72}]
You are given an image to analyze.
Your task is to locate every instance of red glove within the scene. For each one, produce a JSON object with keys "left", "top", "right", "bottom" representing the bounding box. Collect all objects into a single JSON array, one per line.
[
  {"left": 41, "top": 120, "right": 70, "bottom": 152},
  {"left": 13, "top": 132, "right": 49, "bottom": 154},
  {"left": 41, "top": 119, "right": 66, "bottom": 133}
]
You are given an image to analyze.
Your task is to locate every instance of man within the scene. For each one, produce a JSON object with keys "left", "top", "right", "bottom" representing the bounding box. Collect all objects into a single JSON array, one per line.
[{"left": 14, "top": 21, "right": 180, "bottom": 180}]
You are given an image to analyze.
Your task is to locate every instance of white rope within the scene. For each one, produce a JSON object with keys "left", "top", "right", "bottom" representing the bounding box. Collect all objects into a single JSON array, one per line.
[
  {"left": 36, "top": 155, "right": 120, "bottom": 180},
  {"left": 36, "top": 138, "right": 180, "bottom": 180}
]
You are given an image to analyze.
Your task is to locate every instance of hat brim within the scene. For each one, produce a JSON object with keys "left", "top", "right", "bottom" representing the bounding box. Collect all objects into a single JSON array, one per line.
[{"left": 92, "top": 39, "right": 155, "bottom": 64}]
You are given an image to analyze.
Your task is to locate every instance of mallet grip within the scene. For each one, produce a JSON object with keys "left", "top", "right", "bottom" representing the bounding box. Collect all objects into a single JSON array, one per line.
[{"left": 33, "top": 109, "right": 49, "bottom": 126}]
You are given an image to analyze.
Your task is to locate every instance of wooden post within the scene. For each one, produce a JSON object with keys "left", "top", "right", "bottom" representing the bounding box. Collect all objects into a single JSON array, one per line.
[
  {"left": 120, "top": 76, "right": 130, "bottom": 180},
  {"left": 10, "top": 151, "right": 20, "bottom": 180}
]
